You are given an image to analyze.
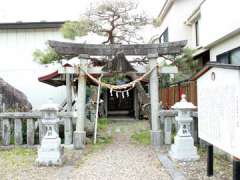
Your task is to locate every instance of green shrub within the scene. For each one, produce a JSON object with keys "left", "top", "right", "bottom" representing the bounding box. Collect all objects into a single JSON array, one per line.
[{"left": 131, "top": 130, "right": 150, "bottom": 145}]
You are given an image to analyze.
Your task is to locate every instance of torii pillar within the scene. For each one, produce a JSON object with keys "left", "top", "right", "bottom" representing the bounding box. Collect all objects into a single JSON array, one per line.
[
  {"left": 73, "top": 54, "right": 88, "bottom": 149},
  {"left": 148, "top": 53, "right": 162, "bottom": 147}
]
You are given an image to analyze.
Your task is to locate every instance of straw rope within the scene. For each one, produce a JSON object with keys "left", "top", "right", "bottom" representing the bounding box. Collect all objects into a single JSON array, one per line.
[{"left": 80, "top": 65, "right": 157, "bottom": 92}]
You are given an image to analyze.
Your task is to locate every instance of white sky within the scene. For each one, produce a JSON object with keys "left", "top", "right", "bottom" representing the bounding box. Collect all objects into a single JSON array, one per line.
[{"left": 0, "top": 0, "right": 163, "bottom": 22}]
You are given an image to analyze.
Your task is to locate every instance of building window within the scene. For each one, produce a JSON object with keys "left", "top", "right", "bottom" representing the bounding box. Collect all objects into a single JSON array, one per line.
[
  {"left": 217, "top": 47, "right": 240, "bottom": 65},
  {"left": 159, "top": 28, "right": 168, "bottom": 43},
  {"left": 195, "top": 20, "right": 199, "bottom": 47}
]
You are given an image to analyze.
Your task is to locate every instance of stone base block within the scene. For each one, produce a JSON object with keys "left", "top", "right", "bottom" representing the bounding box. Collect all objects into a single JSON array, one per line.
[
  {"left": 151, "top": 130, "right": 163, "bottom": 147},
  {"left": 73, "top": 131, "right": 86, "bottom": 149},
  {"left": 36, "top": 137, "right": 64, "bottom": 166},
  {"left": 169, "top": 136, "right": 199, "bottom": 161}
]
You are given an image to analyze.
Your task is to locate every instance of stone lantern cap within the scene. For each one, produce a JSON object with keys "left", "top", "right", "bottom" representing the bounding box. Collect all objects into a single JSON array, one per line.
[
  {"left": 39, "top": 98, "right": 59, "bottom": 111},
  {"left": 171, "top": 94, "right": 196, "bottom": 110}
]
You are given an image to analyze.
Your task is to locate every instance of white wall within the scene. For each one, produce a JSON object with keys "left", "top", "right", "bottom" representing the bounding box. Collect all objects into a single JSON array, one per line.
[
  {"left": 159, "top": 0, "right": 202, "bottom": 47},
  {"left": 209, "top": 33, "right": 240, "bottom": 62},
  {"left": 197, "top": 67, "right": 240, "bottom": 158},
  {"left": 199, "top": 0, "right": 240, "bottom": 47},
  {"left": 0, "top": 28, "right": 66, "bottom": 109}
]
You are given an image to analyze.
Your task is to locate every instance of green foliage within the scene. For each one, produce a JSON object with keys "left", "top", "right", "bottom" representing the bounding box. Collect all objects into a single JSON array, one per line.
[
  {"left": 98, "top": 117, "right": 109, "bottom": 131},
  {"left": 60, "top": 19, "right": 91, "bottom": 40},
  {"left": 159, "top": 48, "right": 200, "bottom": 87},
  {"left": 131, "top": 130, "right": 151, "bottom": 145},
  {"left": 33, "top": 47, "right": 62, "bottom": 64},
  {"left": 174, "top": 48, "right": 199, "bottom": 82},
  {"left": 0, "top": 147, "right": 36, "bottom": 169}
]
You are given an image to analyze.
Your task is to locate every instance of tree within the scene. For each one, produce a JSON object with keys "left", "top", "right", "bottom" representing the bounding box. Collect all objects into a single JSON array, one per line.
[
  {"left": 173, "top": 48, "right": 199, "bottom": 82},
  {"left": 61, "top": 0, "right": 149, "bottom": 44},
  {"left": 34, "top": 0, "right": 150, "bottom": 64},
  {"left": 158, "top": 48, "right": 200, "bottom": 87},
  {"left": 33, "top": 48, "right": 62, "bottom": 64}
]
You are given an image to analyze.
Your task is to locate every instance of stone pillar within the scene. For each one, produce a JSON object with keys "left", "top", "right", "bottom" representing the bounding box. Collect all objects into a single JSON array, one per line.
[
  {"left": 65, "top": 73, "right": 73, "bottom": 145},
  {"left": 148, "top": 53, "right": 162, "bottom": 147},
  {"left": 14, "top": 119, "right": 23, "bottom": 145},
  {"left": 164, "top": 117, "right": 172, "bottom": 145},
  {"left": 73, "top": 54, "right": 88, "bottom": 149},
  {"left": 27, "top": 119, "right": 35, "bottom": 145},
  {"left": 2, "top": 118, "right": 10, "bottom": 145}
]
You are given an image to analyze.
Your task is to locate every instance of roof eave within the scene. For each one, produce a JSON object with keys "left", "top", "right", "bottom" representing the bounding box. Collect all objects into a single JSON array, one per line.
[
  {"left": 156, "top": 0, "right": 175, "bottom": 27},
  {"left": 184, "top": 0, "right": 206, "bottom": 25}
]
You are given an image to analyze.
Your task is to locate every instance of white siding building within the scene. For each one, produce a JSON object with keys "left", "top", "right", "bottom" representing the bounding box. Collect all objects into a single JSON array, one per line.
[
  {"left": 157, "top": 0, "right": 240, "bottom": 65},
  {"left": 0, "top": 22, "right": 66, "bottom": 109}
]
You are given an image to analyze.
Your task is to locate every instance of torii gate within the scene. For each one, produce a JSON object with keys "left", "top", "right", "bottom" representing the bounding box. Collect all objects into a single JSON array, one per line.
[{"left": 49, "top": 40, "right": 187, "bottom": 149}]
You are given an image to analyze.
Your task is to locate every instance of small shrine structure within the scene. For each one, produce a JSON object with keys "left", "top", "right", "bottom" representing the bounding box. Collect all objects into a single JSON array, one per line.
[{"left": 38, "top": 40, "right": 187, "bottom": 149}]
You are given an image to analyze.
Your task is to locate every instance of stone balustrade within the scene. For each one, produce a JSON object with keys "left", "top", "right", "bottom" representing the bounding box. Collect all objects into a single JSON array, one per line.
[{"left": 0, "top": 112, "right": 74, "bottom": 146}]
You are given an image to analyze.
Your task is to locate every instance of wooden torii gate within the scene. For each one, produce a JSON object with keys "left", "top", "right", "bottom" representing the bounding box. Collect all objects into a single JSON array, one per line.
[{"left": 49, "top": 40, "right": 187, "bottom": 149}]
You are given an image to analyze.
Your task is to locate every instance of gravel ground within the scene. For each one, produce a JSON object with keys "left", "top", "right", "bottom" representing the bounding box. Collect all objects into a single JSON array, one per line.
[
  {"left": 0, "top": 120, "right": 233, "bottom": 180},
  {"left": 175, "top": 151, "right": 232, "bottom": 180},
  {"left": 158, "top": 145, "right": 232, "bottom": 180},
  {"left": 70, "top": 121, "right": 171, "bottom": 180}
]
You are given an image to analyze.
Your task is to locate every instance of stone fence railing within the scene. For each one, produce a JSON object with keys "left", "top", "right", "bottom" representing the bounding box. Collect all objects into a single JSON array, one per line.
[
  {"left": 160, "top": 110, "right": 199, "bottom": 145},
  {"left": 0, "top": 112, "right": 74, "bottom": 146}
]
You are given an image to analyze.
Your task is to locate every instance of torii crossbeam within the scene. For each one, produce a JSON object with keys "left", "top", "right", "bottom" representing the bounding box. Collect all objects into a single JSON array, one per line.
[
  {"left": 49, "top": 40, "right": 187, "bottom": 57},
  {"left": 47, "top": 40, "right": 187, "bottom": 149}
]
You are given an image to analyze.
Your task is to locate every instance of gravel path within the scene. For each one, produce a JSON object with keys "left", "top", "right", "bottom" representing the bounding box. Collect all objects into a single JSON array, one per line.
[{"left": 70, "top": 121, "right": 171, "bottom": 180}]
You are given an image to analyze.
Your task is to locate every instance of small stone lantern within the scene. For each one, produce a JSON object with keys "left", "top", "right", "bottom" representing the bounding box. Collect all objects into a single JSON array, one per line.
[
  {"left": 36, "top": 99, "right": 63, "bottom": 166},
  {"left": 169, "top": 94, "right": 199, "bottom": 161}
]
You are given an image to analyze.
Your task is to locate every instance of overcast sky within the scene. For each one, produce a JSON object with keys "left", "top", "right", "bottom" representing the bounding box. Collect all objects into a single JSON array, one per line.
[{"left": 0, "top": 0, "right": 163, "bottom": 22}]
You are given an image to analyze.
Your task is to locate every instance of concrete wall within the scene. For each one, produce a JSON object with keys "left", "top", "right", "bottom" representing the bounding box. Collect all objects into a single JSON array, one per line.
[
  {"left": 158, "top": 0, "right": 202, "bottom": 47},
  {"left": 0, "top": 28, "right": 66, "bottom": 109},
  {"left": 210, "top": 33, "right": 240, "bottom": 62},
  {"left": 199, "top": 0, "right": 240, "bottom": 47}
]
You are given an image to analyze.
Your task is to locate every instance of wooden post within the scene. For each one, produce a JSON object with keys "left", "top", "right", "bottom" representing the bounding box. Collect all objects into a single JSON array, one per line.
[
  {"left": 65, "top": 73, "right": 73, "bottom": 145},
  {"left": 73, "top": 54, "right": 88, "bottom": 149},
  {"left": 27, "top": 119, "right": 35, "bottom": 145},
  {"left": 134, "top": 88, "right": 140, "bottom": 120},
  {"left": 14, "top": 118, "right": 23, "bottom": 145},
  {"left": 104, "top": 91, "right": 108, "bottom": 117},
  {"left": 207, "top": 144, "right": 214, "bottom": 176},
  {"left": 233, "top": 157, "right": 240, "bottom": 180},
  {"left": 148, "top": 53, "right": 161, "bottom": 147},
  {"left": 2, "top": 118, "right": 10, "bottom": 145},
  {"left": 93, "top": 75, "right": 103, "bottom": 144}
]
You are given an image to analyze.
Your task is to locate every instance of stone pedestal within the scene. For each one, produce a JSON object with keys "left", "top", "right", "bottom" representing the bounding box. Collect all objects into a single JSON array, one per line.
[
  {"left": 36, "top": 136, "right": 63, "bottom": 166},
  {"left": 169, "top": 136, "right": 199, "bottom": 161},
  {"left": 73, "top": 131, "right": 86, "bottom": 149},
  {"left": 151, "top": 130, "right": 163, "bottom": 147}
]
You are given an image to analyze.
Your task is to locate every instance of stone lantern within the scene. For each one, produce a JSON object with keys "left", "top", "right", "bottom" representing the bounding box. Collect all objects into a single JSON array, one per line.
[
  {"left": 169, "top": 94, "right": 199, "bottom": 161},
  {"left": 36, "top": 99, "right": 63, "bottom": 166}
]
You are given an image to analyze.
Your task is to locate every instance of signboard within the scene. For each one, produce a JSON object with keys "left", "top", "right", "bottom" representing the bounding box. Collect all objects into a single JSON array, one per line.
[{"left": 197, "top": 67, "right": 240, "bottom": 158}]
